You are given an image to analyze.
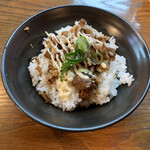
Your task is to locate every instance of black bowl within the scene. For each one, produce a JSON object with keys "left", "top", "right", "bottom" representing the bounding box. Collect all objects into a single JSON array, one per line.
[{"left": 1, "top": 5, "right": 150, "bottom": 131}]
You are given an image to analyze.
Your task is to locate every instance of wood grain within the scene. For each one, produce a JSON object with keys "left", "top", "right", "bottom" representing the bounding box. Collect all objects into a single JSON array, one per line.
[{"left": 0, "top": 0, "right": 150, "bottom": 149}]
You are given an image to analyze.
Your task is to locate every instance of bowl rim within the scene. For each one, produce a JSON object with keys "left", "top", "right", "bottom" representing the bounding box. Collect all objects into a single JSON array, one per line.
[{"left": 1, "top": 4, "right": 150, "bottom": 132}]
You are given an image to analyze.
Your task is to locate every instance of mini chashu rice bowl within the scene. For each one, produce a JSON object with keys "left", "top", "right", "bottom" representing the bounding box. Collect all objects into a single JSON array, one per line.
[{"left": 28, "top": 19, "right": 134, "bottom": 111}]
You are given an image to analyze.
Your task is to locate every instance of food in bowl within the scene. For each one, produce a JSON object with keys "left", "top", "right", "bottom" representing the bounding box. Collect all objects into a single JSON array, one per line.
[{"left": 28, "top": 19, "right": 134, "bottom": 111}]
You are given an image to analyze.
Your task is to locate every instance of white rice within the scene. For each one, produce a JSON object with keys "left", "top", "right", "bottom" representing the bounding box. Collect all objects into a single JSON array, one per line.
[{"left": 28, "top": 20, "right": 134, "bottom": 111}]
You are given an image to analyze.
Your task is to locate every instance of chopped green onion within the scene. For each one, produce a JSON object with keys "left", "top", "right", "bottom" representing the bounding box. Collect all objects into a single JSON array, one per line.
[
  {"left": 78, "top": 36, "right": 89, "bottom": 53},
  {"left": 65, "top": 52, "right": 80, "bottom": 62},
  {"left": 91, "top": 51, "right": 103, "bottom": 64},
  {"left": 75, "top": 40, "right": 79, "bottom": 53},
  {"left": 60, "top": 36, "right": 90, "bottom": 81},
  {"left": 61, "top": 61, "right": 70, "bottom": 70},
  {"left": 60, "top": 65, "right": 73, "bottom": 81},
  {"left": 78, "top": 68, "right": 89, "bottom": 73}
]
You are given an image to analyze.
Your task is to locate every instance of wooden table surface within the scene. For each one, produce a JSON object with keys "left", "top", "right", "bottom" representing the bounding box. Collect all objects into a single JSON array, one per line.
[{"left": 0, "top": 0, "right": 150, "bottom": 149}]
